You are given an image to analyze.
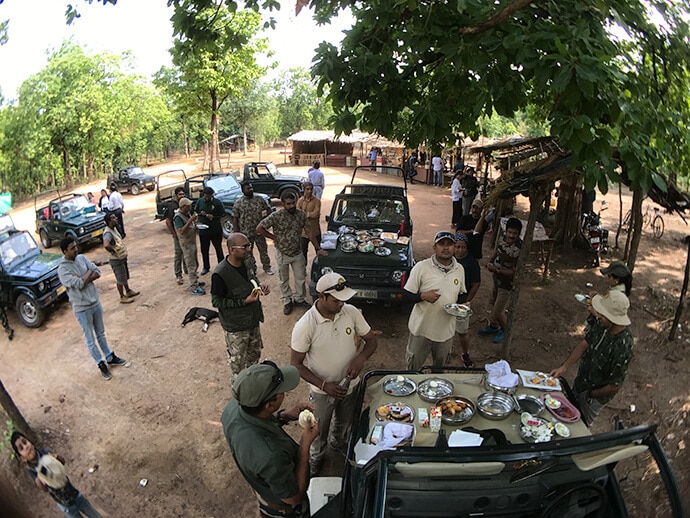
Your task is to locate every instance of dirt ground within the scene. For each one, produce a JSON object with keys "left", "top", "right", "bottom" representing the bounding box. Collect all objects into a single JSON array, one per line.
[{"left": 1, "top": 148, "right": 688, "bottom": 517}]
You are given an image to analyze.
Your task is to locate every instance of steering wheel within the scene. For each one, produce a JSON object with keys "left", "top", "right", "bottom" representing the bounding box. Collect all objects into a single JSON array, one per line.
[{"left": 540, "top": 483, "right": 607, "bottom": 518}]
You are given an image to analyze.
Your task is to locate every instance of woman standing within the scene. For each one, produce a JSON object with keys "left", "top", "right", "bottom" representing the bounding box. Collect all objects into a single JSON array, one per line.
[
  {"left": 297, "top": 182, "right": 321, "bottom": 258},
  {"left": 450, "top": 170, "right": 464, "bottom": 227},
  {"left": 98, "top": 189, "right": 110, "bottom": 212}
]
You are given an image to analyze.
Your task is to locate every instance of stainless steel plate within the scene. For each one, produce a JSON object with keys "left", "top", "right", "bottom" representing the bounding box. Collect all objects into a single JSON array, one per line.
[
  {"left": 382, "top": 376, "right": 417, "bottom": 397},
  {"left": 417, "top": 377, "right": 454, "bottom": 402}
]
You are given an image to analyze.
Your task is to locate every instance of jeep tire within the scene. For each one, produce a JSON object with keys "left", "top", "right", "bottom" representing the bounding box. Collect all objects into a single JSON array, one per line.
[
  {"left": 130, "top": 183, "right": 141, "bottom": 195},
  {"left": 221, "top": 215, "right": 234, "bottom": 239},
  {"left": 15, "top": 293, "right": 45, "bottom": 328},
  {"left": 39, "top": 229, "right": 52, "bottom": 248}
]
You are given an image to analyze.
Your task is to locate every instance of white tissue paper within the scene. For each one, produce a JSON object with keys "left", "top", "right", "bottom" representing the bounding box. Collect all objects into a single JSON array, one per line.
[
  {"left": 378, "top": 422, "right": 414, "bottom": 449},
  {"left": 448, "top": 430, "right": 484, "bottom": 447},
  {"left": 485, "top": 360, "right": 519, "bottom": 387}
]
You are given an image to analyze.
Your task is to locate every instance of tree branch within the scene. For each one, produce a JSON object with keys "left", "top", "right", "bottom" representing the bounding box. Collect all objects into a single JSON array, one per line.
[{"left": 460, "top": 0, "right": 539, "bottom": 35}]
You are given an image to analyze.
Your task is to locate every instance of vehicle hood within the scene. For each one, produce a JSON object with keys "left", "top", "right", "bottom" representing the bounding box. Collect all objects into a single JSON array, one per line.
[
  {"left": 4, "top": 252, "right": 62, "bottom": 280},
  {"left": 129, "top": 172, "right": 156, "bottom": 182},
  {"left": 65, "top": 211, "right": 106, "bottom": 226},
  {"left": 216, "top": 191, "right": 270, "bottom": 207},
  {"left": 277, "top": 173, "right": 306, "bottom": 183}
]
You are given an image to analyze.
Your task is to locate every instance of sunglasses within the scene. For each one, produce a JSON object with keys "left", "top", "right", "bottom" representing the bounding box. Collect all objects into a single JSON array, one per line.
[
  {"left": 231, "top": 244, "right": 252, "bottom": 250},
  {"left": 324, "top": 278, "right": 349, "bottom": 292},
  {"left": 261, "top": 360, "right": 284, "bottom": 395}
]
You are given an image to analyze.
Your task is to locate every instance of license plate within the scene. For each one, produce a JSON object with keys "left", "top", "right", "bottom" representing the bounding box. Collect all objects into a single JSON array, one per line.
[
  {"left": 92, "top": 228, "right": 104, "bottom": 237},
  {"left": 57, "top": 285, "right": 66, "bottom": 295},
  {"left": 356, "top": 290, "right": 377, "bottom": 299},
  {"left": 590, "top": 236, "right": 600, "bottom": 244}
]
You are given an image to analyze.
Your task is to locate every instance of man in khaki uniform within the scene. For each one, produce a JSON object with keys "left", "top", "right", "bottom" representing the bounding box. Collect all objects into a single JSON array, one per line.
[{"left": 173, "top": 197, "right": 205, "bottom": 295}]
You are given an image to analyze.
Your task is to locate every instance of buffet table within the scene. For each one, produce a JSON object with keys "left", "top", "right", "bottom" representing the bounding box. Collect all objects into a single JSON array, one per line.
[{"left": 364, "top": 372, "right": 590, "bottom": 447}]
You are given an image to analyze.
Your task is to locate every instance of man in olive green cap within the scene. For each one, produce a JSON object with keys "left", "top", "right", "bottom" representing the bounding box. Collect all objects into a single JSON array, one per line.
[{"left": 221, "top": 361, "right": 318, "bottom": 517}]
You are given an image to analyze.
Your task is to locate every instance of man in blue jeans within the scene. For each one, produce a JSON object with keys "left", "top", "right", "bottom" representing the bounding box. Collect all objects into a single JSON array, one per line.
[{"left": 57, "top": 236, "right": 128, "bottom": 380}]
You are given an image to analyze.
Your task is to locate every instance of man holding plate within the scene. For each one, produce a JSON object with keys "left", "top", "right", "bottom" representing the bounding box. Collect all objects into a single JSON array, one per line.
[{"left": 550, "top": 290, "right": 634, "bottom": 425}]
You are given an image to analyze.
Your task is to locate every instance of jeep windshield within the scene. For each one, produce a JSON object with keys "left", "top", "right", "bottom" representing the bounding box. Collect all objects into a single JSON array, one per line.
[
  {"left": 266, "top": 162, "right": 281, "bottom": 177},
  {"left": 332, "top": 197, "right": 406, "bottom": 226},
  {"left": 126, "top": 167, "right": 147, "bottom": 177},
  {"left": 206, "top": 174, "right": 241, "bottom": 196},
  {"left": 0, "top": 232, "right": 40, "bottom": 268},
  {"left": 58, "top": 196, "right": 96, "bottom": 218}
]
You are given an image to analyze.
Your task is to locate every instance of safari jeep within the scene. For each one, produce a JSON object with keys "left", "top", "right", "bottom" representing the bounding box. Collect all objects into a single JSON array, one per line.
[
  {"left": 34, "top": 191, "right": 106, "bottom": 249},
  {"left": 309, "top": 166, "right": 413, "bottom": 303},
  {"left": 310, "top": 367, "right": 685, "bottom": 518}
]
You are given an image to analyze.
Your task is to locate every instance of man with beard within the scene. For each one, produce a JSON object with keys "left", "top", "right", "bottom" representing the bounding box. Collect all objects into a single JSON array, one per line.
[
  {"left": 257, "top": 192, "right": 326, "bottom": 315},
  {"left": 211, "top": 233, "right": 270, "bottom": 380},
  {"left": 165, "top": 187, "right": 187, "bottom": 285},
  {"left": 195, "top": 186, "right": 226, "bottom": 275},
  {"left": 233, "top": 181, "right": 274, "bottom": 275},
  {"left": 403, "top": 231, "right": 466, "bottom": 370},
  {"left": 455, "top": 198, "right": 488, "bottom": 260}
]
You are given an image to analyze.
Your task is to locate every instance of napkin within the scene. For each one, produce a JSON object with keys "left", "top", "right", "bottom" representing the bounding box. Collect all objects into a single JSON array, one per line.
[
  {"left": 485, "top": 360, "right": 519, "bottom": 387},
  {"left": 448, "top": 430, "right": 484, "bottom": 447},
  {"left": 379, "top": 422, "right": 414, "bottom": 449}
]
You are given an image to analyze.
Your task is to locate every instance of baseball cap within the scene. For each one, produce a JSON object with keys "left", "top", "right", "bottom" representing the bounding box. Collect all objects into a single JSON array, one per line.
[
  {"left": 316, "top": 272, "right": 357, "bottom": 301},
  {"left": 591, "top": 290, "right": 631, "bottom": 326},
  {"left": 600, "top": 260, "right": 630, "bottom": 278},
  {"left": 179, "top": 197, "right": 193, "bottom": 208},
  {"left": 232, "top": 361, "right": 300, "bottom": 407},
  {"left": 433, "top": 231, "right": 456, "bottom": 245},
  {"left": 471, "top": 198, "right": 484, "bottom": 209}
]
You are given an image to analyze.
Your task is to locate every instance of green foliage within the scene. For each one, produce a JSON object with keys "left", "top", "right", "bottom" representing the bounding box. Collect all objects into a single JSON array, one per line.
[
  {"left": 273, "top": 68, "right": 334, "bottom": 137},
  {"left": 221, "top": 83, "right": 280, "bottom": 147},
  {"left": 1, "top": 419, "right": 17, "bottom": 460}
]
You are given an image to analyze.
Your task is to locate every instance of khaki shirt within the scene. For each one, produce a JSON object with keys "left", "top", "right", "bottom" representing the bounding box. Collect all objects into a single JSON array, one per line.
[{"left": 259, "top": 208, "right": 308, "bottom": 257}]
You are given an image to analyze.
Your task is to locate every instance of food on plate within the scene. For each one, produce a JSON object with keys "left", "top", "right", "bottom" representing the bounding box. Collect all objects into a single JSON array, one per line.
[
  {"left": 544, "top": 395, "right": 562, "bottom": 409},
  {"left": 377, "top": 405, "right": 390, "bottom": 417},
  {"left": 440, "top": 399, "right": 468, "bottom": 416},
  {"left": 553, "top": 406, "right": 576, "bottom": 420},
  {"left": 390, "top": 404, "right": 412, "bottom": 421},
  {"left": 298, "top": 409, "right": 316, "bottom": 428},
  {"left": 554, "top": 422, "right": 571, "bottom": 438},
  {"left": 546, "top": 378, "right": 557, "bottom": 387},
  {"left": 530, "top": 377, "right": 542, "bottom": 384}
]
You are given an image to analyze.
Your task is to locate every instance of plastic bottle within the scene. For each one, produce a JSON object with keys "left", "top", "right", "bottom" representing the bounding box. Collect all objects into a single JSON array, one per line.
[{"left": 327, "top": 375, "right": 351, "bottom": 404}]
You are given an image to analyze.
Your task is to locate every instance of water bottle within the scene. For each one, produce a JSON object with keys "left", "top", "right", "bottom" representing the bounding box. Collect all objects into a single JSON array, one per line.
[{"left": 327, "top": 375, "right": 351, "bottom": 404}]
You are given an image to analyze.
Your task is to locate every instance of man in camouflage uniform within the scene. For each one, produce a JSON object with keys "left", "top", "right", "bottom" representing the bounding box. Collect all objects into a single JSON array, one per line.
[
  {"left": 257, "top": 192, "right": 326, "bottom": 315},
  {"left": 174, "top": 197, "right": 205, "bottom": 295},
  {"left": 233, "top": 181, "right": 274, "bottom": 275},
  {"left": 211, "top": 233, "right": 270, "bottom": 379}
]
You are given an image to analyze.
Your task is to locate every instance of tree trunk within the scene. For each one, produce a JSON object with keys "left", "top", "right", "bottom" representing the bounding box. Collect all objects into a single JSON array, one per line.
[
  {"left": 62, "top": 145, "right": 73, "bottom": 188},
  {"left": 550, "top": 173, "right": 581, "bottom": 250},
  {"left": 181, "top": 119, "right": 189, "bottom": 158},
  {"left": 242, "top": 121, "right": 248, "bottom": 157},
  {"left": 0, "top": 379, "right": 38, "bottom": 444},
  {"left": 86, "top": 152, "right": 95, "bottom": 182},
  {"left": 669, "top": 236, "right": 690, "bottom": 341},
  {"left": 626, "top": 189, "right": 644, "bottom": 272},
  {"left": 614, "top": 183, "right": 623, "bottom": 249},
  {"left": 210, "top": 90, "right": 220, "bottom": 164},
  {"left": 501, "top": 183, "right": 548, "bottom": 358}
]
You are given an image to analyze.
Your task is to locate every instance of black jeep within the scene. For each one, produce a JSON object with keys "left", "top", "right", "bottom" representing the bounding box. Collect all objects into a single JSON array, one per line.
[
  {"left": 108, "top": 165, "right": 157, "bottom": 195},
  {"left": 234, "top": 161, "right": 305, "bottom": 201},
  {"left": 0, "top": 216, "right": 66, "bottom": 328},
  {"left": 35, "top": 191, "right": 106, "bottom": 249},
  {"left": 310, "top": 166, "right": 413, "bottom": 303}
]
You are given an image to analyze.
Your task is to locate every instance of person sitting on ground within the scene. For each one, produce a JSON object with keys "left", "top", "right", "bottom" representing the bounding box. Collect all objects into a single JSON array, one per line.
[
  {"left": 12, "top": 431, "right": 103, "bottom": 518},
  {"left": 479, "top": 217, "right": 522, "bottom": 344}
]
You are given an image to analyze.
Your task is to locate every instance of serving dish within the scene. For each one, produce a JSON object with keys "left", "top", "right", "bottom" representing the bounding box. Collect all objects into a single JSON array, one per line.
[
  {"left": 443, "top": 303, "right": 473, "bottom": 318},
  {"left": 340, "top": 242, "right": 357, "bottom": 253},
  {"left": 514, "top": 394, "right": 545, "bottom": 415},
  {"left": 382, "top": 376, "right": 417, "bottom": 397},
  {"left": 374, "top": 246, "right": 392, "bottom": 257},
  {"left": 482, "top": 374, "right": 519, "bottom": 395},
  {"left": 516, "top": 369, "right": 561, "bottom": 391},
  {"left": 370, "top": 228, "right": 383, "bottom": 238},
  {"left": 358, "top": 242, "right": 375, "bottom": 253},
  {"left": 435, "top": 395, "right": 475, "bottom": 425},
  {"left": 375, "top": 402, "right": 415, "bottom": 422},
  {"left": 519, "top": 414, "right": 553, "bottom": 443},
  {"left": 370, "top": 238, "right": 385, "bottom": 247},
  {"left": 541, "top": 393, "right": 581, "bottom": 423},
  {"left": 476, "top": 391, "right": 514, "bottom": 420},
  {"left": 417, "top": 378, "right": 454, "bottom": 402}
]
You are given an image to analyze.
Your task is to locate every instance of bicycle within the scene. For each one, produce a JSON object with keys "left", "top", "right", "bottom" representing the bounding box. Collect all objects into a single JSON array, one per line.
[{"left": 620, "top": 204, "right": 664, "bottom": 239}]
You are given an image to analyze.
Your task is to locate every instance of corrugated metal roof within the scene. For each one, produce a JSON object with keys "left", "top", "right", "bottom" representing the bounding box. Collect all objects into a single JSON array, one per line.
[{"left": 287, "top": 130, "right": 402, "bottom": 148}]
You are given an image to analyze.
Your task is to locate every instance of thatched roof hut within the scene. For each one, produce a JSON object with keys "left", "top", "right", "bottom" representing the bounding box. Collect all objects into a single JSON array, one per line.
[{"left": 287, "top": 130, "right": 404, "bottom": 167}]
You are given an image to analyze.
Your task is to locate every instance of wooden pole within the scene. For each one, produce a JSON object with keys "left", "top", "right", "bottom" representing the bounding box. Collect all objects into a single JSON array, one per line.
[
  {"left": 0, "top": 379, "right": 38, "bottom": 444},
  {"left": 669, "top": 236, "right": 690, "bottom": 341}
]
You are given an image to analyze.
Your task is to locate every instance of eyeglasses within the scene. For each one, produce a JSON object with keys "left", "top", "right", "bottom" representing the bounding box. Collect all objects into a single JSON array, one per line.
[
  {"left": 324, "top": 278, "right": 349, "bottom": 293},
  {"left": 231, "top": 244, "right": 252, "bottom": 250},
  {"left": 261, "top": 360, "right": 284, "bottom": 395}
]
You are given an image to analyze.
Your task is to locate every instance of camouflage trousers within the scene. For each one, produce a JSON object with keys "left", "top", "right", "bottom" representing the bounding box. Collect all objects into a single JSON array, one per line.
[
  {"left": 247, "top": 233, "right": 271, "bottom": 272},
  {"left": 179, "top": 239, "right": 199, "bottom": 289},
  {"left": 224, "top": 326, "right": 263, "bottom": 378}
]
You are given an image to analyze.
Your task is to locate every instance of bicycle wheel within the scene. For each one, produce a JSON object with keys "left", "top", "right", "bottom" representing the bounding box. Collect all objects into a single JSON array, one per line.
[
  {"left": 620, "top": 210, "right": 632, "bottom": 233},
  {"left": 652, "top": 215, "right": 664, "bottom": 239},
  {"left": 642, "top": 210, "right": 651, "bottom": 229}
]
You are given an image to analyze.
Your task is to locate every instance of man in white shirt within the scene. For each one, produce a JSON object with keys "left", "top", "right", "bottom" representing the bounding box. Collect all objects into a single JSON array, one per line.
[
  {"left": 290, "top": 273, "right": 378, "bottom": 476},
  {"left": 432, "top": 155, "right": 444, "bottom": 186},
  {"left": 107, "top": 184, "right": 126, "bottom": 238},
  {"left": 403, "top": 231, "right": 466, "bottom": 370}
]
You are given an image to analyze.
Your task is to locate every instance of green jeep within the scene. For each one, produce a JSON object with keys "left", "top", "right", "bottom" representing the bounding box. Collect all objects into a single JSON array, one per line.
[
  {"left": 35, "top": 190, "right": 106, "bottom": 249},
  {"left": 310, "top": 166, "right": 413, "bottom": 303}
]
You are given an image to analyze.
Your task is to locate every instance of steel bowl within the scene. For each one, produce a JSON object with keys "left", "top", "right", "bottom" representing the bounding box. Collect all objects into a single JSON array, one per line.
[
  {"left": 515, "top": 394, "right": 545, "bottom": 415},
  {"left": 482, "top": 374, "right": 519, "bottom": 395},
  {"left": 370, "top": 228, "right": 383, "bottom": 238},
  {"left": 477, "top": 391, "right": 514, "bottom": 421}
]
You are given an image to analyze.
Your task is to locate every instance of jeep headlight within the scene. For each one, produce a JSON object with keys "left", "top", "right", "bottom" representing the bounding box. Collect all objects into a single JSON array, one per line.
[
  {"left": 391, "top": 270, "right": 404, "bottom": 283},
  {"left": 38, "top": 281, "right": 46, "bottom": 292},
  {"left": 78, "top": 227, "right": 85, "bottom": 235},
  {"left": 320, "top": 267, "right": 334, "bottom": 276}
]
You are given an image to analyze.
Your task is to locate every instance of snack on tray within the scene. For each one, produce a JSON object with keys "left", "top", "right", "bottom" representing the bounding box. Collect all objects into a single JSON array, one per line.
[
  {"left": 439, "top": 399, "right": 468, "bottom": 416},
  {"left": 430, "top": 407, "right": 442, "bottom": 432},
  {"left": 377, "top": 405, "right": 390, "bottom": 417},
  {"left": 418, "top": 408, "right": 429, "bottom": 428},
  {"left": 370, "top": 424, "right": 384, "bottom": 444}
]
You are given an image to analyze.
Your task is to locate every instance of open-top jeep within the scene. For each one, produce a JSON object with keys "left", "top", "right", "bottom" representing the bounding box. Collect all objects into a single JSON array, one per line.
[
  {"left": 310, "top": 166, "right": 413, "bottom": 303},
  {"left": 234, "top": 161, "right": 305, "bottom": 201},
  {"left": 0, "top": 215, "right": 66, "bottom": 327},
  {"left": 34, "top": 190, "right": 106, "bottom": 249}
]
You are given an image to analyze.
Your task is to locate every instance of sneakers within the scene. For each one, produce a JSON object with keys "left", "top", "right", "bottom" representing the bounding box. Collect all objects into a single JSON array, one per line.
[
  {"left": 493, "top": 329, "right": 505, "bottom": 343},
  {"left": 176, "top": 277, "right": 184, "bottom": 285},
  {"left": 293, "top": 300, "right": 311, "bottom": 309},
  {"left": 200, "top": 268, "right": 209, "bottom": 275},
  {"left": 198, "top": 281, "right": 206, "bottom": 287},
  {"left": 120, "top": 296, "right": 134, "bottom": 304},
  {"left": 98, "top": 361, "right": 112, "bottom": 381},
  {"left": 283, "top": 302, "right": 293, "bottom": 315},
  {"left": 461, "top": 353, "right": 474, "bottom": 368},
  {"left": 264, "top": 267, "right": 275, "bottom": 275},
  {"left": 107, "top": 354, "right": 128, "bottom": 366},
  {"left": 191, "top": 287, "right": 206, "bottom": 295},
  {"left": 479, "top": 323, "right": 500, "bottom": 335},
  {"left": 125, "top": 289, "right": 140, "bottom": 297}
]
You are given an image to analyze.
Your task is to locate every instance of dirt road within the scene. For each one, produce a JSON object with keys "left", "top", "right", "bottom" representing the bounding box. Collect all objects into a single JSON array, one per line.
[{"left": 1, "top": 149, "right": 687, "bottom": 516}]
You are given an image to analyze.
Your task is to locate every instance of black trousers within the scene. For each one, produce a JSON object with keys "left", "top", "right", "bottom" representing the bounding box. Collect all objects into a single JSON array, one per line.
[{"left": 199, "top": 232, "right": 224, "bottom": 270}]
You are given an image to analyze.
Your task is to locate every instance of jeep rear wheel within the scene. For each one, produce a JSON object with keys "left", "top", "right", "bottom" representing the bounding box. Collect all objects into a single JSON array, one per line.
[
  {"left": 39, "top": 229, "right": 52, "bottom": 248},
  {"left": 130, "top": 183, "right": 141, "bottom": 195},
  {"left": 15, "top": 293, "right": 45, "bottom": 328},
  {"left": 221, "top": 215, "right": 234, "bottom": 239}
]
